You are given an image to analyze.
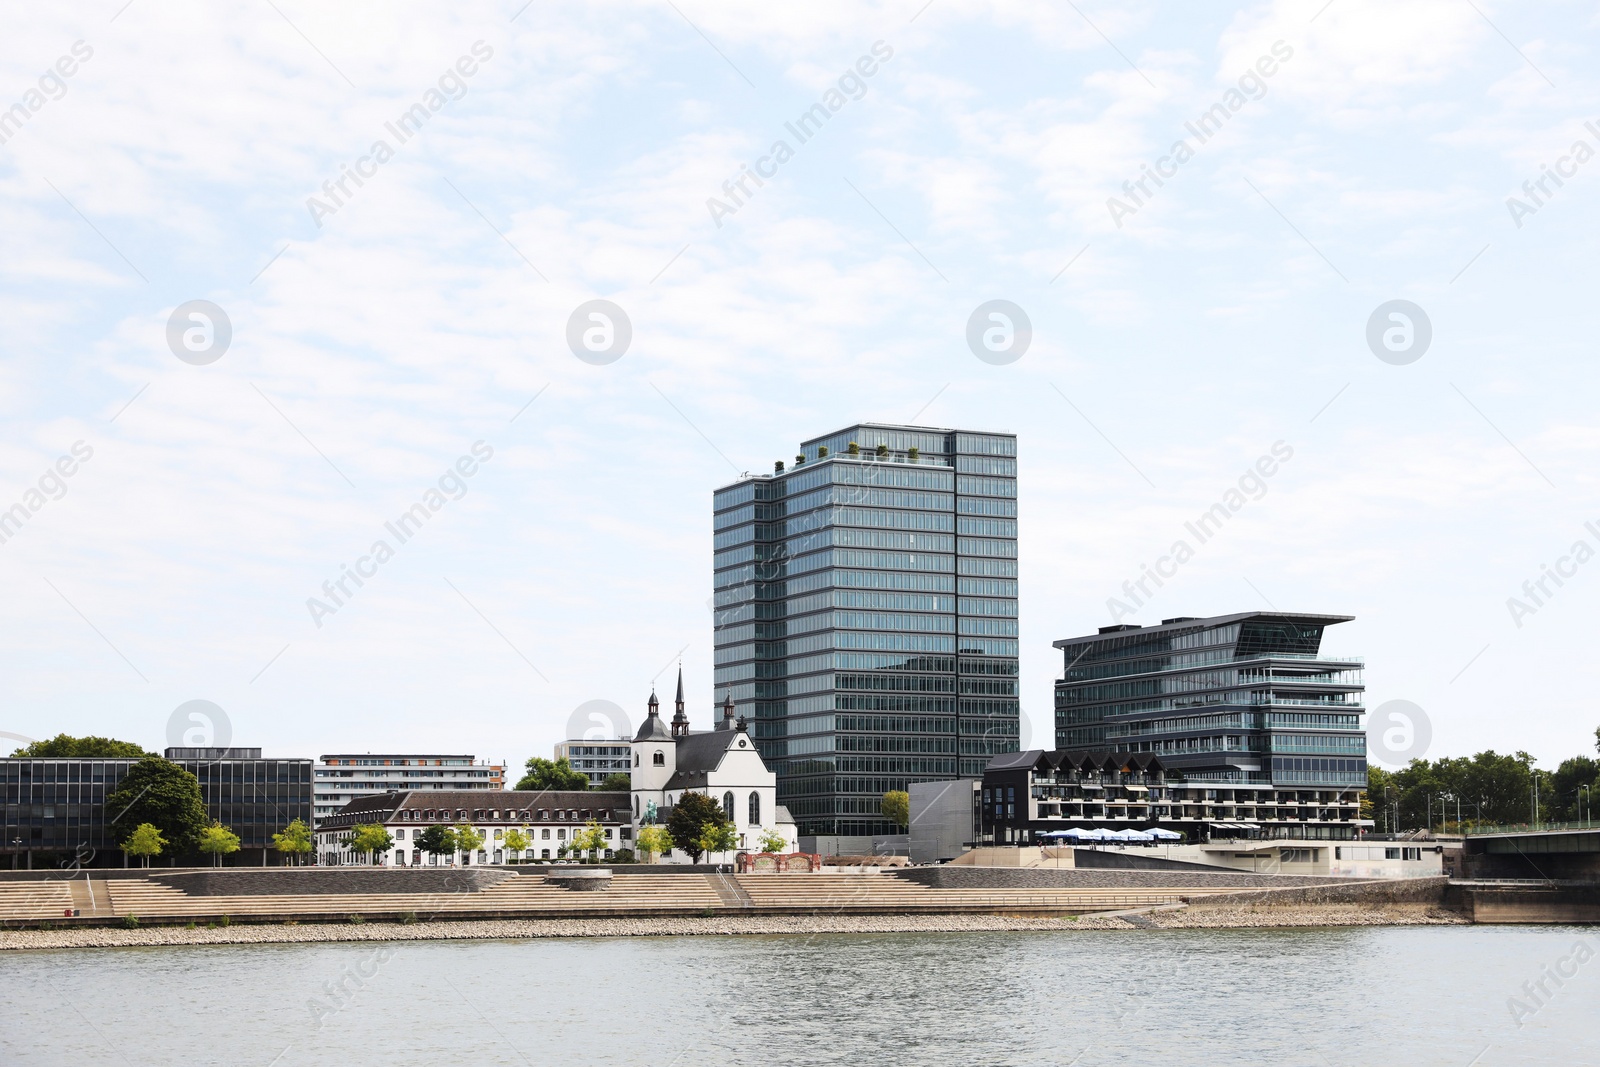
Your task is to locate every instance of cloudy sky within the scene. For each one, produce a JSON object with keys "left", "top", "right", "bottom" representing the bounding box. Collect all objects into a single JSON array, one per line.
[{"left": 2, "top": 0, "right": 1597, "bottom": 774}]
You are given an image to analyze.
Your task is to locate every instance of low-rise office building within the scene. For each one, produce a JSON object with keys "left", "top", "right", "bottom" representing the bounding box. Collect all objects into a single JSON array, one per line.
[
  {"left": 1, "top": 747, "right": 312, "bottom": 868},
  {"left": 313, "top": 754, "right": 505, "bottom": 827},
  {"left": 552, "top": 740, "right": 631, "bottom": 787},
  {"left": 317, "top": 789, "right": 631, "bottom": 866},
  {"left": 981, "top": 747, "right": 1363, "bottom": 843}
]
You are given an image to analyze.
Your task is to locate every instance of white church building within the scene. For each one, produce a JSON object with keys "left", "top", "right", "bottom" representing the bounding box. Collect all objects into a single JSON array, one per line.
[{"left": 630, "top": 671, "right": 798, "bottom": 863}]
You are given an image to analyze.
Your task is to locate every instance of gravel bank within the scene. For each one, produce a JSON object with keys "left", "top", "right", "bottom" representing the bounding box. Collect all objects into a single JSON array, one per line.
[
  {"left": 0, "top": 904, "right": 1467, "bottom": 950},
  {"left": 1073, "top": 903, "right": 1469, "bottom": 929}
]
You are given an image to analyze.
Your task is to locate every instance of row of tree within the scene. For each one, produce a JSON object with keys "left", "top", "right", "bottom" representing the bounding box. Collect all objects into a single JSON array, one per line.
[{"left": 1367, "top": 727, "right": 1600, "bottom": 832}]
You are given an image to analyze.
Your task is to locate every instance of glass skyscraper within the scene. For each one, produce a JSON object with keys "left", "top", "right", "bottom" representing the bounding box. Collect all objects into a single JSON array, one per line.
[
  {"left": 1054, "top": 612, "right": 1366, "bottom": 789},
  {"left": 712, "top": 423, "right": 1020, "bottom": 841}
]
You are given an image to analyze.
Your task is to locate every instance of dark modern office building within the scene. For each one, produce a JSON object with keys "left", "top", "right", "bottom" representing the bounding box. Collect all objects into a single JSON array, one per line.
[
  {"left": 713, "top": 423, "right": 1020, "bottom": 845},
  {"left": 1, "top": 747, "right": 312, "bottom": 868},
  {"left": 1048, "top": 612, "right": 1367, "bottom": 839}
]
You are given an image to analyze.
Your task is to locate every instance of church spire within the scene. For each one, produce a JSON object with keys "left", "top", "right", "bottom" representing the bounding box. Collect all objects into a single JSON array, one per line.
[{"left": 670, "top": 665, "right": 690, "bottom": 739}]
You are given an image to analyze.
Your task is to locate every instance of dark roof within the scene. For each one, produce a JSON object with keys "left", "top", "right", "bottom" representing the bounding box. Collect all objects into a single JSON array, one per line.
[
  {"left": 663, "top": 729, "right": 743, "bottom": 789},
  {"left": 323, "top": 789, "right": 630, "bottom": 825},
  {"left": 1053, "top": 611, "right": 1355, "bottom": 649},
  {"left": 985, "top": 749, "right": 1045, "bottom": 771},
  {"left": 984, "top": 749, "right": 1165, "bottom": 774},
  {"left": 634, "top": 709, "right": 672, "bottom": 742}
]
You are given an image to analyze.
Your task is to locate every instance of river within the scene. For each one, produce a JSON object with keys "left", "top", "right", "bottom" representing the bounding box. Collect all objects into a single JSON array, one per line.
[{"left": 2, "top": 926, "right": 1594, "bottom": 1065}]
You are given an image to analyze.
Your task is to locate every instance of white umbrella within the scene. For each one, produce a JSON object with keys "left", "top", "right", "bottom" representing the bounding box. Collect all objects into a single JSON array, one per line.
[{"left": 1145, "top": 827, "right": 1184, "bottom": 840}]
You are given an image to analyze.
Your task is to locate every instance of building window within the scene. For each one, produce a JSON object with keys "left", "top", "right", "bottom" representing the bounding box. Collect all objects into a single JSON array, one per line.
[
  {"left": 723, "top": 792, "right": 735, "bottom": 822},
  {"left": 749, "top": 792, "right": 760, "bottom": 826},
  {"left": 541, "top": 828, "right": 550, "bottom": 839},
  {"left": 653, "top": 751, "right": 664, "bottom": 766}
]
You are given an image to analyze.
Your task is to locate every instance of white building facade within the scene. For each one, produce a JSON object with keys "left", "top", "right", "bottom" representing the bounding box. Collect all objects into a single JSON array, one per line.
[
  {"left": 317, "top": 789, "right": 630, "bottom": 866},
  {"left": 629, "top": 673, "right": 798, "bottom": 863},
  {"left": 552, "top": 740, "right": 631, "bottom": 787},
  {"left": 313, "top": 754, "right": 505, "bottom": 827}
]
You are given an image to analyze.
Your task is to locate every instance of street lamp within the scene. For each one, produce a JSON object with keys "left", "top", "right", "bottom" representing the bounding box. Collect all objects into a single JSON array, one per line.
[
  {"left": 9, "top": 837, "right": 19, "bottom": 871},
  {"left": 1582, "top": 785, "right": 1591, "bottom": 827}
]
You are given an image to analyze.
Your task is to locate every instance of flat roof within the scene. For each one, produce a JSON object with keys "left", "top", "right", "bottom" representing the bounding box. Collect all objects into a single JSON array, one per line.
[{"left": 1053, "top": 611, "right": 1355, "bottom": 649}]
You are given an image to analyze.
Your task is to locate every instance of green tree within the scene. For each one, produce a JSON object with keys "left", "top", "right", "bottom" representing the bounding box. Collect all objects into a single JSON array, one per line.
[
  {"left": 11, "top": 734, "right": 154, "bottom": 758},
  {"left": 273, "top": 818, "right": 314, "bottom": 865},
  {"left": 636, "top": 825, "right": 672, "bottom": 862},
  {"left": 504, "top": 826, "right": 531, "bottom": 858},
  {"left": 347, "top": 823, "right": 394, "bottom": 865},
  {"left": 696, "top": 821, "right": 738, "bottom": 858},
  {"left": 880, "top": 790, "right": 910, "bottom": 829},
  {"left": 757, "top": 828, "right": 788, "bottom": 854},
  {"left": 197, "top": 821, "right": 240, "bottom": 867},
  {"left": 572, "top": 820, "right": 608, "bottom": 861},
  {"left": 1548, "top": 757, "right": 1600, "bottom": 823},
  {"left": 598, "top": 772, "right": 632, "bottom": 792},
  {"left": 106, "top": 757, "right": 208, "bottom": 857},
  {"left": 415, "top": 824, "right": 458, "bottom": 860},
  {"left": 666, "top": 792, "right": 729, "bottom": 864},
  {"left": 122, "top": 823, "right": 165, "bottom": 867},
  {"left": 454, "top": 824, "right": 485, "bottom": 861},
  {"left": 516, "top": 756, "right": 590, "bottom": 791}
]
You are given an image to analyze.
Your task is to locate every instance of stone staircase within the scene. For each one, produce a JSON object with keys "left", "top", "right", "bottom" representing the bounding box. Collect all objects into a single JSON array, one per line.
[{"left": 0, "top": 881, "right": 74, "bottom": 921}]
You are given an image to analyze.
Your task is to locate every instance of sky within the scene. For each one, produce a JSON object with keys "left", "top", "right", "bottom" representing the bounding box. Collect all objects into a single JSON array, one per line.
[{"left": 2, "top": 0, "right": 1598, "bottom": 775}]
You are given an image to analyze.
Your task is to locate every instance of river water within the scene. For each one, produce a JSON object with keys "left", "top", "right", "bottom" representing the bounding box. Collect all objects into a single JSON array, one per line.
[{"left": 2, "top": 927, "right": 1595, "bottom": 1065}]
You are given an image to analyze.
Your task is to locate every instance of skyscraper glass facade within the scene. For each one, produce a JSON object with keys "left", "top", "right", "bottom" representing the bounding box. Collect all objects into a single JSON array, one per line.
[
  {"left": 1054, "top": 612, "right": 1366, "bottom": 788},
  {"left": 713, "top": 424, "right": 1020, "bottom": 838}
]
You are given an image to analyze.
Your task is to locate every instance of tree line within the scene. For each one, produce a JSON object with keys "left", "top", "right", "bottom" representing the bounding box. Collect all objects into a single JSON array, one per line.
[{"left": 1367, "top": 726, "right": 1600, "bottom": 832}]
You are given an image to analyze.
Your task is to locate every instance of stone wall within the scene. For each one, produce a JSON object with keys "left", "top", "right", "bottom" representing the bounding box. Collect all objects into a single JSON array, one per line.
[
  {"left": 1185, "top": 876, "right": 1451, "bottom": 908},
  {"left": 1071, "top": 850, "right": 1235, "bottom": 873},
  {"left": 894, "top": 866, "right": 1361, "bottom": 890},
  {"left": 152, "top": 868, "right": 512, "bottom": 896}
]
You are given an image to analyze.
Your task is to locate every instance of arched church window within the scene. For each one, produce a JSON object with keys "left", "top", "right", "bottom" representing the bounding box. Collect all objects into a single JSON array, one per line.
[
  {"left": 749, "top": 792, "right": 760, "bottom": 826},
  {"left": 723, "top": 792, "right": 735, "bottom": 821}
]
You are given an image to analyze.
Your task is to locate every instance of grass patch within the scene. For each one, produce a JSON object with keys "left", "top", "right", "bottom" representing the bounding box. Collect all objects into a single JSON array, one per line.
[{"left": 122, "top": 915, "right": 140, "bottom": 929}]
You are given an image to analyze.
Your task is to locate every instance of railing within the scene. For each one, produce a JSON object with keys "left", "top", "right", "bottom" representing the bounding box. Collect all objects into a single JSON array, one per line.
[{"left": 1464, "top": 819, "right": 1600, "bottom": 836}]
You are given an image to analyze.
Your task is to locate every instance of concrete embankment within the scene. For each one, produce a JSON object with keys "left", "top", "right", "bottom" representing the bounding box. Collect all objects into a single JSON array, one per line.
[{"left": 0, "top": 902, "right": 1471, "bottom": 951}]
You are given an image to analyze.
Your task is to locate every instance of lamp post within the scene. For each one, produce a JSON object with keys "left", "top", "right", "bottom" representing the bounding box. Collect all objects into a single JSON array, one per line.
[
  {"left": 9, "top": 837, "right": 19, "bottom": 871},
  {"left": 1582, "top": 785, "right": 1591, "bottom": 827}
]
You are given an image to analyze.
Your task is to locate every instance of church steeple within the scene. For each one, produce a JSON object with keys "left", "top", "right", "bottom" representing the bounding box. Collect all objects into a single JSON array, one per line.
[
  {"left": 717, "top": 691, "right": 736, "bottom": 731},
  {"left": 670, "top": 665, "right": 690, "bottom": 739}
]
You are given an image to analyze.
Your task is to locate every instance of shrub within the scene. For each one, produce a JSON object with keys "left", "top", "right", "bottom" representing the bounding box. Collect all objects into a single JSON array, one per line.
[
  {"left": 399, "top": 911, "right": 418, "bottom": 925},
  {"left": 218, "top": 914, "right": 231, "bottom": 927},
  {"left": 122, "top": 915, "right": 140, "bottom": 928},
  {"left": 348, "top": 914, "right": 366, "bottom": 925}
]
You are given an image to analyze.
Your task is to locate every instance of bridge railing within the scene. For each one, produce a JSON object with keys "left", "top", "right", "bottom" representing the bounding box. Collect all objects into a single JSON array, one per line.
[{"left": 1464, "top": 819, "right": 1599, "bottom": 836}]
